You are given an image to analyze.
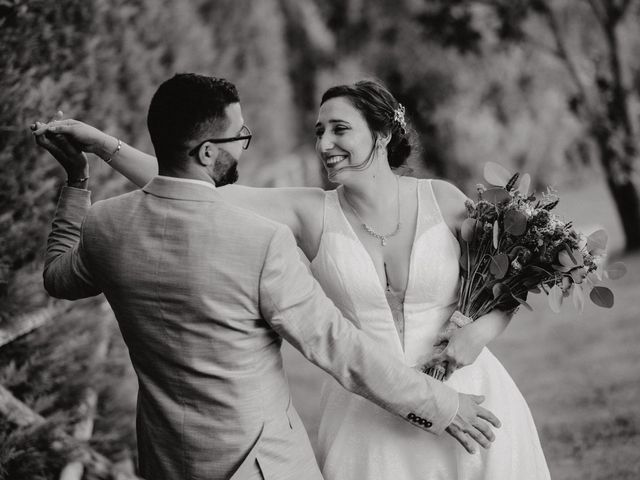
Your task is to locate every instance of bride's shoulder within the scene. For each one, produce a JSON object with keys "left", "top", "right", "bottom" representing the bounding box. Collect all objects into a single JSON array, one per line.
[
  {"left": 429, "top": 179, "right": 468, "bottom": 232},
  {"left": 292, "top": 187, "right": 327, "bottom": 258},
  {"left": 430, "top": 179, "right": 467, "bottom": 205},
  {"left": 288, "top": 187, "right": 327, "bottom": 218}
]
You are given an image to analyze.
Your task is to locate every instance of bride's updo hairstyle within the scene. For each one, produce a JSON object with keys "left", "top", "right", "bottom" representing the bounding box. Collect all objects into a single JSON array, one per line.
[{"left": 320, "top": 80, "right": 415, "bottom": 169}]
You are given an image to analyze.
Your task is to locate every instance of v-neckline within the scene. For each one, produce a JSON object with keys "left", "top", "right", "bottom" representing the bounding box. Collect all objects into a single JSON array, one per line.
[{"left": 335, "top": 178, "right": 422, "bottom": 304}]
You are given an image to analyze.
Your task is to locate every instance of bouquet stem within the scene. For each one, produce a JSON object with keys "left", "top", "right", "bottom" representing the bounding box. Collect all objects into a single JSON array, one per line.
[{"left": 424, "top": 310, "right": 473, "bottom": 381}]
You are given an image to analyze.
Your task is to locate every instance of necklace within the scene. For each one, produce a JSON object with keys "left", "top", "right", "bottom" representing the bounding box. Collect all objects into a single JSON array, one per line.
[{"left": 343, "top": 176, "right": 401, "bottom": 247}]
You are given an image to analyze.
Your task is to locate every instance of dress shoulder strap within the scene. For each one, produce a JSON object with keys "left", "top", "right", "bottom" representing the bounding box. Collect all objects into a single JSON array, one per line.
[
  {"left": 418, "top": 179, "right": 445, "bottom": 230},
  {"left": 320, "top": 189, "right": 348, "bottom": 235}
]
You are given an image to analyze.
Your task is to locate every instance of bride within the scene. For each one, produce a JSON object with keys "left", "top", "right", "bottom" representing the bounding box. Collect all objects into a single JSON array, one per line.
[{"left": 38, "top": 80, "right": 550, "bottom": 479}]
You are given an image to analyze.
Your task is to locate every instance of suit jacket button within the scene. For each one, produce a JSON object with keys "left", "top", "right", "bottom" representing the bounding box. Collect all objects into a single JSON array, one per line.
[
  {"left": 425, "top": 421, "right": 432, "bottom": 428},
  {"left": 407, "top": 413, "right": 416, "bottom": 420}
]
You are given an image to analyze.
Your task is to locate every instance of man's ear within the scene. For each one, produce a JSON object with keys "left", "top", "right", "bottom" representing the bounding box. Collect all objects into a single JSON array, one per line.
[{"left": 196, "top": 142, "right": 218, "bottom": 166}]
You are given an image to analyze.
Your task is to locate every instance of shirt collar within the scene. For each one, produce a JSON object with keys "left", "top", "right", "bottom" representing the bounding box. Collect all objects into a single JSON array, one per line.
[{"left": 155, "top": 176, "right": 217, "bottom": 190}]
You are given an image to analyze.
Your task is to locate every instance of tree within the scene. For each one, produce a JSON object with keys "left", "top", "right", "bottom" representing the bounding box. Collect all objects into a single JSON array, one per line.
[
  {"left": 416, "top": 0, "right": 640, "bottom": 251},
  {"left": 310, "top": 0, "right": 463, "bottom": 179}
]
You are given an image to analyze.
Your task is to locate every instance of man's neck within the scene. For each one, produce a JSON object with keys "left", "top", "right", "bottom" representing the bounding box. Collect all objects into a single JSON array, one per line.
[{"left": 157, "top": 166, "right": 215, "bottom": 186}]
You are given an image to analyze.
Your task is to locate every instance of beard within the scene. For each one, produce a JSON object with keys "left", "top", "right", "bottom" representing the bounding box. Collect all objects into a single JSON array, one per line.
[{"left": 212, "top": 149, "right": 239, "bottom": 187}]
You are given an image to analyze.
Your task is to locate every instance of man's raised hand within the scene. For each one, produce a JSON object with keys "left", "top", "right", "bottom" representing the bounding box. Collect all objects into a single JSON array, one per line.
[
  {"left": 32, "top": 117, "right": 116, "bottom": 158},
  {"left": 32, "top": 123, "right": 89, "bottom": 184}
]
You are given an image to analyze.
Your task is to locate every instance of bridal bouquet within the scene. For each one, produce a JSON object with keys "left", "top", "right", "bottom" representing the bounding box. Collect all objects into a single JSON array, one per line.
[{"left": 425, "top": 162, "right": 625, "bottom": 381}]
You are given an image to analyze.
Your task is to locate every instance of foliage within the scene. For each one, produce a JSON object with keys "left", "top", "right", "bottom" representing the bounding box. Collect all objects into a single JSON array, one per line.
[
  {"left": 313, "top": 0, "right": 462, "bottom": 179},
  {"left": 0, "top": 301, "right": 136, "bottom": 479},
  {"left": 0, "top": 0, "right": 298, "bottom": 476},
  {"left": 415, "top": 0, "right": 640, "bottom": 250},
  {"left": 457, "top": 162, "right": 623, "bottom": 319},
  {"left": 315, "top": 0, "right": 640, "bottom": 249},
  {"left": 0, "top": 0, "right": 297, "bottom": 305}
]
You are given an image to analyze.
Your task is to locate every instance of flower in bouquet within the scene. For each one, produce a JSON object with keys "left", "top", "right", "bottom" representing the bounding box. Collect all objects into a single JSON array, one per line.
[{"left": 424, "top": 162, "right": 625, "bottom": 381}]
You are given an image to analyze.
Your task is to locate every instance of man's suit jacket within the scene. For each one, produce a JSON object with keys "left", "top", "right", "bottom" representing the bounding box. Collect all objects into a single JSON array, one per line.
[{"left": 44, "top": 176, "right": 459, "bottom": 480}]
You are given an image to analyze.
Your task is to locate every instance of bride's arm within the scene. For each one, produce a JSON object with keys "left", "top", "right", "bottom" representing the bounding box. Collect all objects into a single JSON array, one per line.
[
  {"left": 41, "top": 119, "right": 158, "bottom": 187},
  {"left": 429, "top": 180, "right": 514, "bottom": 378},
  {"left": 102, "top": 139, "right": 158, "bottom": 187},
  {"left": 218, "top": 185, "right": 325, "bottom": 258},
  {"left": 425, "top": 310, "right": 512, "bottom": 380},
  {"left": 38, "top": 119, "right": 325, "bottom": 258}
]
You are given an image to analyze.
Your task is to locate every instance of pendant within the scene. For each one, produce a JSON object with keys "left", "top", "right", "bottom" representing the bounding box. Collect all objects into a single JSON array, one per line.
[{"left": 381, "top": 237, "right": 387, "bottom": 246}]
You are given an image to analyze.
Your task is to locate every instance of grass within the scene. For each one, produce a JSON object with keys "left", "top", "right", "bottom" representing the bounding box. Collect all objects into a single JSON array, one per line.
[{"left": 282, "top": 177, "right": 640, "bottom": 479}]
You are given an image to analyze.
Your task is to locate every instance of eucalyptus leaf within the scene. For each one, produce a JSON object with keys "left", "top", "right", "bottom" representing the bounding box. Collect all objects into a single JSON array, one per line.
[
  {"left": 528, "top": 286, "right": 541, "bottom": 294},
  {"left": 489, "top": 253, "right": 509, "bottom": 279},
  {"left": 553, "top": 264, "right": 573, "bottom": 273},
  {"left": 572, "top": 284, "right": 585, "bottom": 313},
  {"left": 558, "top": 250, "right": 577, "bottom": 267},
  {"left": 484, "top": 187, "right": 511, "bottom": 205},
  {"left": 589, "top": 286, "right": 614, "bottom": 308},
  {"left": 492, "top": 282, "right": 510, "bottom": 299},
  {"left": 461, "top": 218, "right": 478, "bottom": 242},
  {"left": 504, "top": 210, "right": 527, "bottom": 236},
  {"left": 518, "top": 173, "right": 531, "bottom": 196},
  {"left": 548, "top": 284, "right": 563, "bottom": 313},
  {"left": 604, "top": 262, "right": 627, "bottom": 280},
  {"left": 513, "top": 295, "right": 533, "bottom": 311},
  {"left": 587, "top": 229, "right": 608, "bottom": 255},
  {"left": 483, "top": 162, "right": 513, "bottom": 186}
]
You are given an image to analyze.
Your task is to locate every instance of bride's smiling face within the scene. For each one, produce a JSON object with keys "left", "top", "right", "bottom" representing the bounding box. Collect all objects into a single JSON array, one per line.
[{"left": 315, "top": 97, "right": 376, "bottom": 182}]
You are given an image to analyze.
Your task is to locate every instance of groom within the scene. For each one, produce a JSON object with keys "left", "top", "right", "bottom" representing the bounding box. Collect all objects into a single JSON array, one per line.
[{"left": 38, "top": 73, "right": 499, "bottom": 479}]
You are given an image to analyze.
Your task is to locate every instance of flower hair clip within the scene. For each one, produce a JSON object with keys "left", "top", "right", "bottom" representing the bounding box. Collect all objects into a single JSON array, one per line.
[{"left": 393, "top": 104, "right": 406, "bottom": 132}]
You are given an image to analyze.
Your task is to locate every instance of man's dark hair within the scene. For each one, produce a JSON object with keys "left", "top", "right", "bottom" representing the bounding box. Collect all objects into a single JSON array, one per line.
[{"left": 147, "top": 73, "right": 239, "bottom": 167}]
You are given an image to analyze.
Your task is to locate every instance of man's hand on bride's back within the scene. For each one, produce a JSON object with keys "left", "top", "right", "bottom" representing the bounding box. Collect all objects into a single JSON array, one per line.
[
  {"left": 31, "top": 118, "right": 115, "bottom": 157},
  {"left": 445, "top": 393, "right": 500, "bottom": 454}
]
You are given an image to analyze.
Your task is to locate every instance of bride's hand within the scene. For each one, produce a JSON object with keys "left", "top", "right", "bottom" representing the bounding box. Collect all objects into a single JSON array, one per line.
[
  {"left": 423, "top": 323, "right": 486, "bottom": 380},
  {"left": 31, "top": 117, "right": 117, "bottom": 159}
]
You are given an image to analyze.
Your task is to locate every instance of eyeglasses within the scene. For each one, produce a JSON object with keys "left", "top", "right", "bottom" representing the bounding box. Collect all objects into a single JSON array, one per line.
[{"left": 188, "top": 125, "right": 252, "bottom": 156}]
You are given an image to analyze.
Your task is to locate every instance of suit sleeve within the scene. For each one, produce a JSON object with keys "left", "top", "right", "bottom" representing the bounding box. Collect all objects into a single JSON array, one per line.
[
  {"left": 258, "top": 224, "right": 459, "bottom": 434},
  {"left": 43, "top": 187, "right": 101, "bottom": 299}
]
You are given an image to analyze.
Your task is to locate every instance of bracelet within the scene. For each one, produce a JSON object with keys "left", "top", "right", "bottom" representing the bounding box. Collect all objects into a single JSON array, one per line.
[
  {"left": 67, "top": 175, "right": 90, "bottom": 186},
  {"left": 104, "top": 138, "right": 122, "bottom": 164}
]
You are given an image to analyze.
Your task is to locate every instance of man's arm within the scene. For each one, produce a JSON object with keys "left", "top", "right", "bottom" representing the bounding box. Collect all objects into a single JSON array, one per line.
[
  {"left": 258, "top": 224, "right": 499, "bottom": 450},
  {"left": 34, "top": 129, "right": 101, "bottom": 299},
  {"left": 43, "top": 187, "right": 101, "bottom": 300}
]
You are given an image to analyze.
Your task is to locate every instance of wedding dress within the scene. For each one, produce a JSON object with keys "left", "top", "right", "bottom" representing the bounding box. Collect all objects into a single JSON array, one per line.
[{"left": 310, "top": 179, "right": 550, "bottom": 480}]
